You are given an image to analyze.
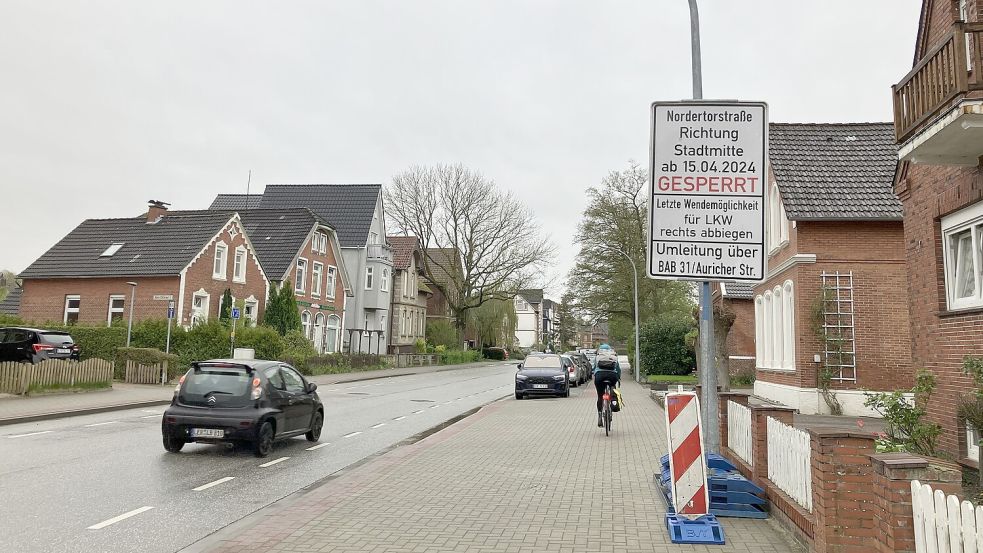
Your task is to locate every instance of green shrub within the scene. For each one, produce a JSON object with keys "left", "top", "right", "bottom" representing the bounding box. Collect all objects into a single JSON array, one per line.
[
  {"left": 114, "top": 347, "right": 181, "bottom": 380},
  {"left": 0, "top": 314, "right": 24, "bottom": 326},
  {"left": 482, "top": 347, "right": 507, "bottom": 360},
  {"left": 639, "top": 314, "right": 696, "bottom": 376},
  {"left": 40, "top": 324, "right": 126, "bottom": 361},
  {"left": 284, "top": 353, "right": 389, "bottom": 376},
  {"left": 235, "top": 325, "right": 285, "bottom": 360},
  {"left": 130, "top": 319, "right": 185, "bottom": 352},
  {"left": 507, "top": 348, "right": 525, "bottom": 360},
  {"left": 439, "top": 349, "right": 480, "bottom": 365},
  {"left": 178, "top": 321, "right": 232, "bottom": 367},
  {"left": 864, "top": 369, "right": 942, "bottom": 456},
  {"left": 280, "top": 329, "right": 317, "bottom": 367},
  {"left": 414, "top": 338, "right": 427, "bottom": 354},
  {"left": 426, "top": 319, "right": 458, "bottom": 349}
]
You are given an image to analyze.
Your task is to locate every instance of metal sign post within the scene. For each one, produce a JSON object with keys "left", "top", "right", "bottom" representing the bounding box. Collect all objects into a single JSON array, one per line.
[
  {"left": 230, "top": 307, "right": 240, "bottom": 357},
  {"left": 165, "top": 301, "right": 175, "bottom": 384}
]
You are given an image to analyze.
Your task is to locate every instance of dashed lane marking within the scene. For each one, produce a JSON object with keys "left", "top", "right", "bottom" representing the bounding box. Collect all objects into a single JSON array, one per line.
[
  {"left": 87, "top": 506, "right": 154, "bottom": 530},
  {"left": 370, "top": 423, "right": 385, "bottom": 429},
  {"left": 140, "top": 415, "right": 160, "bottom": 419},
  {"left": 413, "top": 410, "right": 424, "bottom": 414},
  {"left": 193, "top": 477, "right": 235, "bottom": 491},
  {"left": 258, "top": 457, "right": 290, "bottom": 468},
  {"left": 393, "top": 416, "right": 406, "bottom": 421},
  {"left": 343, "top": 431, "right": 362, "bottom": 438},
  {"left": 306, "top": 442, "right": 331, "bottom": 451},
  {"left": 84, "top": 421, "right": 118, "bottom": 427},
  {"left": 7, "top": 430, "right": 53, "bottom": 439}
]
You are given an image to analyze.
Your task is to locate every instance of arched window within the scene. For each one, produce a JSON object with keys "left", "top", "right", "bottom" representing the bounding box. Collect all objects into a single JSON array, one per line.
[
  {"left": 301, "top": 311, "right": 312, "bottom": 339},
  {"left": 326, "top": 315, "right": 341, "bottom": 353},
  {"left": 754, "top": 296, "right": 764, "bottom": 367},
  {"left": 783, "top": 280, "right": 795, "bottom": 369},
  {"left": 313, "top": 313, "right": 325, "bottom": 353},
  {"left": 772, "top": 286, "right": 783, "bottom": 369},
  {"left": 763, "top": 291, "right": 773, "bottom": 368}
]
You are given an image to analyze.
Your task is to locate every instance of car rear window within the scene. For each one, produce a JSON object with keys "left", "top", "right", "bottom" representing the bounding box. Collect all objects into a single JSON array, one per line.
[
  {"left": 179, "top": 365, "right": 254, "bottom": 407},
  {"left": 40, "top": 332, "right": 74, "bottom": 345},
  {"left": 523, "top": 356, "right": 560, "bottom": 369}
]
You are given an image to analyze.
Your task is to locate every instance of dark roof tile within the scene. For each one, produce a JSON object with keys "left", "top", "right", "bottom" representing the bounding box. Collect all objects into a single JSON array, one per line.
[
  {"left": 388, "top": 236, "right": 419, "bottom": 270},
  {"left": 209, "top": 194, "right": 263, "bottom": 210},
  {"left": 255, "top": 184, "right": 381, "bottom": 247},
  {"left": 0, "top": 288, "right": 22, "bottom": 315}
]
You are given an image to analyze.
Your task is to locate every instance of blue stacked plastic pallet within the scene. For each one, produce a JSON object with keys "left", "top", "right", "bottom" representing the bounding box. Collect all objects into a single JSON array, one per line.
[{"left": 659, "top": 453, "right": 768, "bottom": 519}]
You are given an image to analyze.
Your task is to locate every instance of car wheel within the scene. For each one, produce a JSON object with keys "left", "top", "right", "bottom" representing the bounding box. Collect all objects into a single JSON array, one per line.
[
  {"left": 563, "top": 387, "right": 570, "bottom": 398},
  {"left": 515, "top": 392, "right": 523, "bottom": 400},
  {"left": 162, "top": 432, "right": 185, "bottom": 453},
  {"left": 254, "top": 421, "right": 275, "bottom": 457},
  {"left": 306, "top": 411, "right": 323, "bottom": 442}
]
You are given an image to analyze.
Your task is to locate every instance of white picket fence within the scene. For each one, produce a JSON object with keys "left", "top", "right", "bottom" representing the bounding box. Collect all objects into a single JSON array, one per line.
[
  {"left": 912, "top": 480, "right": 983, "bottom": 553},
  {"left": 727, "top": 400, "right": 753, "bottom": 466},
  {"left": 767, "top": 416, "right": 813, "bottom": 512}
]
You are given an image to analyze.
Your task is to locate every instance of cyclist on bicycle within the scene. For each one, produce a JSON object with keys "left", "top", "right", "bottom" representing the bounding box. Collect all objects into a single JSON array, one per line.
[{"left": 594, "top": 350, "right": 621, "bottom": 427}]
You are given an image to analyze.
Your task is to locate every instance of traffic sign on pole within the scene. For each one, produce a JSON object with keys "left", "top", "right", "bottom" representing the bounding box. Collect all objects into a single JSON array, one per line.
[
  {"left": 647, "top": 100, "right": 768, "bottom": 283},
  {"left": 231, "top": 307, "right": 240, "bottom": 320}
]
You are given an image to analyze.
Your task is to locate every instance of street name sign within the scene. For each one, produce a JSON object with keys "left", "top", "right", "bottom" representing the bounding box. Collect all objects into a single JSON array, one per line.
[
  {"left": 648, "top": 101, "right": 767, "bottom": 282},
  {"left": 152, "top": 294, "right": 174, "bottom": 301}
]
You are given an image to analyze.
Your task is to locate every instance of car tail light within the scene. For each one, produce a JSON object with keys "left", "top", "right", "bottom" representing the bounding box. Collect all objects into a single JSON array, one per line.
[
  {"left": 568, "top": 366, "right": 575, "bottom": 373},
  {"left": 250, "top": 377, "right": 262, "bottom": 400},
  {"left": 174, "top": 374, "right": 185, "bottom": 394},
  {"left": 32, "top": 344, "right": 54, "bottom": 353}
]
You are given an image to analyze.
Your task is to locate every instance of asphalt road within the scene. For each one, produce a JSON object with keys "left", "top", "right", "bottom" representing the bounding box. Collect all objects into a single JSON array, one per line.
[{"left": 0, "top": 362, "right": 518, "bottom": 553}]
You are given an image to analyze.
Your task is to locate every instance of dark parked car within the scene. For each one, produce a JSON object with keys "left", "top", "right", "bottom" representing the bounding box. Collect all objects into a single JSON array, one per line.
[
  {"left": 162, "top": 360, "right": 324, "bottom": 457},
  {"left": 0, "top": 327, "right": 80, "bottom": 363},
  {"left": 564, "top": 351, "right": 591, "bottom": 385},
  {"left": 515, "top": 353, "right": 569, "bottom": 399}
]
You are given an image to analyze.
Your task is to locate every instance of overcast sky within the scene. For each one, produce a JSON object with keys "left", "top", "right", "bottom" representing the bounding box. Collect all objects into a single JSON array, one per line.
[{"left": 0, "top": 1, "right": 921, "bottom": 294}]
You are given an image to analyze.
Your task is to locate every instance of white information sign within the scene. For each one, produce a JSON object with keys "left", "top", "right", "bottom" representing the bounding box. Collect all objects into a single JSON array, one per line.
[{"left": 647, "top": 101, "right": 768, "bottom": 282}]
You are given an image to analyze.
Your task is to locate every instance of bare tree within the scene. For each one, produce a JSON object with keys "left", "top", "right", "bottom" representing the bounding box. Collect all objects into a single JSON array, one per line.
[{"left": 386, "top": 164, "right": 552, "bottom": 334}]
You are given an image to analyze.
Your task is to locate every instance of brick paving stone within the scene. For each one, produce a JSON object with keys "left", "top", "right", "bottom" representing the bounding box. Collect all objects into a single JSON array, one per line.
[{"left": 190, "top": 380, "right": 804, "bottom": 553}]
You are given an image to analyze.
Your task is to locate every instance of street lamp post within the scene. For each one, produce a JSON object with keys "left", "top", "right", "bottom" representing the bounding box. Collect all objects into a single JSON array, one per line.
[
  {"left": 125, "top": 282, "right": 138, "bottom": 347},
  {"left": 608, "top": 248, "right": 641, "bottom": 383}
]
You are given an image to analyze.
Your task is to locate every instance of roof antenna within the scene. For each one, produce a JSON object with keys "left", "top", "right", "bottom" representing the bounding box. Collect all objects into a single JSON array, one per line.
[{"left": 246, "top": 169, "right": 252, "bottom": 197}]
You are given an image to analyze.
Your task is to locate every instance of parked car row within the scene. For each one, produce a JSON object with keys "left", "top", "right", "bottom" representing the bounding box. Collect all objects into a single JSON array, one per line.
[{"left": 0, "top": 327, "right": 80, "bottom": 363}]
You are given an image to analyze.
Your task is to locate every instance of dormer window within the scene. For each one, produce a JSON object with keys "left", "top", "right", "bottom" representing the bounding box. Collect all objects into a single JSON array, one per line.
[{"left": 100, "top": 243, "right": 125, "bottom": 257}]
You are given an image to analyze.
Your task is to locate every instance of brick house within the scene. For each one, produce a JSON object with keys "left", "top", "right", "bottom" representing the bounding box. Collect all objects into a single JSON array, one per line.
[
  {"left": 223, "top": 208, "right": 353, "bottom": 353},
  {"left": 211, "top": 184, "right": 393, "bottom": 353},
  {"left": 18, "top": 202, "right": 269, "bottom": 328},
  {"left": 711, "top": 282, "right": 756, "bottom": 379},
  {"left": 752, "top": 123, "right": 913, "bottom": 416},
  {"left": 891, "top": 0, "right": 983, "bottom": 462},
  {"left": 387, "top": 236, "right": 431, "bottom": 353}
]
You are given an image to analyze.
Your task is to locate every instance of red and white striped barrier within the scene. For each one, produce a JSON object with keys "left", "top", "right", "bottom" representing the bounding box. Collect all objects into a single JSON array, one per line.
[{"left": 665, "top": 392, "right": 710, "bottom": 518}]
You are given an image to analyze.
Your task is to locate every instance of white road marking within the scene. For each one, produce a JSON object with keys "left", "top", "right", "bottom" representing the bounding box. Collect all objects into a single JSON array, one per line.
[
  {"left": 7, "top": 430, "right": 53, "bottom": 439},
  {"left": 192, "top": 477, "right": 235, "bottom": 491},
  {"left": 141, "top": 409, "right": 163, "bottom": 414},
  {"left": 343, "top": 431, "right": 362, "bottom": 438},
  {"left": 258, "top": 457, "right": 290, "bottom": 468},
  {"left": 84, "top": 421, "right": 118, "bottom": 427},
  {"left": 370, "top": 423, "right": 385, "bottom": 429},
  {"left": 140, "top": 415, "right": 160, "bottom": 419},
  {"left": 413, "top": 410, "right": 424, "bottom": 414},
  {"left": 87, "top": 506, "right": 154, "bottom": 530},
  {"left": 393, "top": 416, "right": 406, "bottom": 421},
  {"left": 430, "top": 405, "right": 439, "bottom": 409},
  {"left": 306, "top": 442, "right": 331, "bottom": 451}
]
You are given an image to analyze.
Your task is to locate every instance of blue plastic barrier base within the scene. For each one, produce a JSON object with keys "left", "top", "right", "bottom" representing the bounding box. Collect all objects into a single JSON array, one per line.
[{"left": 666, "top": 513, "right": 726, "bottom": 545}]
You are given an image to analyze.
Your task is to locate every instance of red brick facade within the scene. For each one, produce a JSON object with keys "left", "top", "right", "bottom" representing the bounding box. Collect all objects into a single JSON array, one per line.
[
  {"left": 711, "top": 284, "right": 755, "bottom": 377},
  {"left": 280, "top": 227, "right": 346, "bottom": 353}
]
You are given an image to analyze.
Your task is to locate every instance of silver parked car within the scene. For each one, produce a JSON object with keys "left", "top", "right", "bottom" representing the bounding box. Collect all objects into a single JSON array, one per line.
[{"left": 561, "top": 354, "right": 587, "bottom": 387}]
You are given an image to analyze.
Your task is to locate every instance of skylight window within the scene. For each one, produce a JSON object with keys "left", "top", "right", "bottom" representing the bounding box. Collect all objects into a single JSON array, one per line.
[{"left": 100, "top": 243, "right": 125, "bottom": 257}]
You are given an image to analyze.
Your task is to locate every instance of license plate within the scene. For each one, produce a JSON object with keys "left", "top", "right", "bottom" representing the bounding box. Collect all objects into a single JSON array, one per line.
[
  {"left": 191, "top": 428, "right": 224, "bottom": 439},
  {"left": 57, "top": 348, "right": 71, "bottom": 354},
  {"left": 533, "top": 384, "right": 549, "bottom": 389}
]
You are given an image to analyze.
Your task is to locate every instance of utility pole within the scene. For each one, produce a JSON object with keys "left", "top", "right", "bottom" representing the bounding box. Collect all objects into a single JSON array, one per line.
[{"left": 687, "top": 0, "right": 720, "bottom": 454}]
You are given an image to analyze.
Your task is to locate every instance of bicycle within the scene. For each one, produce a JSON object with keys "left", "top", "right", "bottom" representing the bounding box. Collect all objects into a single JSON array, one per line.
[{"left": 601, "top": 383, "right": 614, "bottom": 436}]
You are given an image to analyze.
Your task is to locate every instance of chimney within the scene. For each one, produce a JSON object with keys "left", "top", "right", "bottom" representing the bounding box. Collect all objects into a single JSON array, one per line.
[{"left": 146, "top": 200, "right": 170, "bottom": 224}]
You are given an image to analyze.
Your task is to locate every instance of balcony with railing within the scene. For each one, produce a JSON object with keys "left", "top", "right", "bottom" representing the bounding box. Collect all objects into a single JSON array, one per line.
[
  {"left": 893, "top": 22, "right": 983, "bottom": 165},
  {"left": 366, "top": 243, "right": 393, "bottom": 263}
]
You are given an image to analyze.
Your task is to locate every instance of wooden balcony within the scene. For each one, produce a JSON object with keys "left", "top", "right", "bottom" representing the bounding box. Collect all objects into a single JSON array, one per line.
[{"left": 893, "top": 22, "right": 983, "bottom": 144}]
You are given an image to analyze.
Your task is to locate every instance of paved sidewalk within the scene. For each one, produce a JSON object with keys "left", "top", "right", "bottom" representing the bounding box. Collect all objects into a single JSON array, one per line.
[
  {"left": 187, "top": 380, "right": 803, "bottom": 553},
  {"left": 0, "top": 360, "right": 506, "bottom": 425}
]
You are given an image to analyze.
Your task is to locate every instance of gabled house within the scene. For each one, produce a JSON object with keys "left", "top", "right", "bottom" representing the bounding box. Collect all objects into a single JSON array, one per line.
[
  {"left": 514, "top": 289, "right": 543, "bottom": 348},
  {"left": 387, "top": 236, "right": 431, "bottom": 353},
  {"left": 18, "top": 202, "right": 269, "bottom": 327},
  {"left": 207, "top": 208, "right": 353, "bottom": 353},
  {"left": 891, "top": 0, "right": 983, "bottom": 463},
  {"left": 752, "top": 123, "right": 912, "bottom": 416},
  {"left": 210, "top": 184, "right": 393, "bottom": 353}
]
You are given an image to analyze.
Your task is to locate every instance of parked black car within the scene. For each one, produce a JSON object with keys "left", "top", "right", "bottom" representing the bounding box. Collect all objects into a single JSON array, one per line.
[
  {"left": 162, "top": 360, "right": 324, "bottom": 457},
  {"left": 564, "top": 351, "right": 592, "bottom": 385},
  {"left": 515, "top": 353, "right": 569, "bottom": 399},
  {"left": 0, "top": 327, "right": 80, "bottom": 363}
]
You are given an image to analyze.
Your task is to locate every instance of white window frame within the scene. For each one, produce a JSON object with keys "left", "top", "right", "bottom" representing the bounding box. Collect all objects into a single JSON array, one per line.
[
  {"left": 107, "top": 295, "right": 126, "bottom": 326},
  {"left": 403, "top": 271, "right": 409, "bottom": 298},
  {"left": 365, "top": 266, "right": 374, "bottom": 290},
  {"left": 311, "top": 262, "right": 324, "bottom": 298},
  {"left": 320, "top": 232, "right": 329, "bottom": 254},
  {"left": 782, "top": 281, "right": 795, "bottom": 369},
  {"left": 326, "top": 314, "right": 341, "bottom": 353},
  {"left": 243, "top": 295, "right": 259, "bottom": 327},
  {"left": 301, "top": 311, "right": 312, "bottom": 339},
  {"left": 968, "top": 424, "right": 980, "bottom": 462},
  {"left": 755, "top": 279, "right": 796, "bottom": 371},
  {"left": 100, "top": 243, "right": 124, "bottom": 257},
  {"left": 213, "top": 241, "right": 228, "bottom": 280},
  {"left": 942, "top": 202, "right": 983, "bottom": 311},
  {"left": 233, "top": 246, "right": 247, "bottom": 283},
  {"left": 326, "top": 266, "right": 337, "bottom": 299},
  {"left": 191, "top": 289, "right": 210, "bottom": 325},
  {"left": 64, "top": 295, "right": 81, "bottom": 325},
  {"left": 295, "top": 258, "right": 308, "bottom": 293},
  {"left": 381, "top": 268, "right": 389, "bottom": 292}
]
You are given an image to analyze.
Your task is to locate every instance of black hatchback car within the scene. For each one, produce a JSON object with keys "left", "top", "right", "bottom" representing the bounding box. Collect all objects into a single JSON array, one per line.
[
  {"left": 515, "top": 353, "right": 569, "bottom": 399},
  {"left": 0, "top": 327, "right": 80, "bottom": 363},
  {"left": 162, "top": 360, "right": 324, "bottom": 457}
]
